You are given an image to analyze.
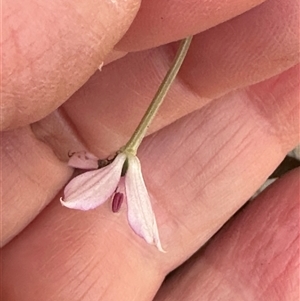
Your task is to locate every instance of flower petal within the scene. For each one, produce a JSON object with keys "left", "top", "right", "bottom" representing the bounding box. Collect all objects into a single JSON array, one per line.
[
  {"left": 61, "top": 153, "right": 126, "bottom": 210},
  {"left": 125, "top": 154, "right": 165, "bottom": 252},
  {"left": 68, "top": 151, "right": 99, "bottom": 169}
]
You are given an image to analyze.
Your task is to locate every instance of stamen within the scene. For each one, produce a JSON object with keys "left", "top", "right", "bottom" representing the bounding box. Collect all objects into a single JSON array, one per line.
[
  {"left": 112, "top": 192, "right": 124, "bottom": 213},
  {"left": 68, "top": 151, "right": 75, "bottom": 157}
]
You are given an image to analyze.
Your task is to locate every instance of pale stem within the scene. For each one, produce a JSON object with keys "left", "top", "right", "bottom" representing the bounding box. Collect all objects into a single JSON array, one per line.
[{"left": 123, "top": 36, "right": 193, "bottom": 155}]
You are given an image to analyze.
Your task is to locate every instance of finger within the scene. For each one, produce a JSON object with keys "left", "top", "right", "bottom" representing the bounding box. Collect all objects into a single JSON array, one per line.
[
  {"left": 116, "top": 0, "right": 265, "bottom": 51},
  {"left": 154, "top": 168, "right": 300, "bottom": 301},
  {"left": 34, "top": 0, "right": 299, "bottom": 157},
  {"left": 2, "top": 0, "right": 140, "bottom": 130},
  {"left": 0, "top": 126, "right": 73, "bottom": 246},
  {"left": 2, "top": 66, "right": 299, "bottom": 300},
  {"left": 1, "top": 106, "right": 91, "bottom": 246},
  {"left": 138, "top": 64, "right": 299, "bottom": 260}
]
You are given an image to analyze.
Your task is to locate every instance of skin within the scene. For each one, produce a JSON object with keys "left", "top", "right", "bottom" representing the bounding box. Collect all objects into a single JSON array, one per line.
[{"left": 1, "top": 0, "right": 299, "bottom": 300}]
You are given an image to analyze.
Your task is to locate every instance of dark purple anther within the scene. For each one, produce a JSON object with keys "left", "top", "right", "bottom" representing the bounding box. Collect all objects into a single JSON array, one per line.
[{"left": 112, "top": 192, "right": 124, "bottom": 213}]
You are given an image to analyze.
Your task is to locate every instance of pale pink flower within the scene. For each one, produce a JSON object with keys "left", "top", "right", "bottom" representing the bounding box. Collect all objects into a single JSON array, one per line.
[
  {"left": 67, "top": 150, "right": 99, "bottom": 170},
  {"left": 61, "top": 152, "right": 164, "bottom": 252}
]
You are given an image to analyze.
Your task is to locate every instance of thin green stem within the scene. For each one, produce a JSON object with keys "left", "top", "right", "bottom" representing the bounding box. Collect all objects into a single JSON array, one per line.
[{"left": 123, "top": 36, "right": 193, "bottom": 155}]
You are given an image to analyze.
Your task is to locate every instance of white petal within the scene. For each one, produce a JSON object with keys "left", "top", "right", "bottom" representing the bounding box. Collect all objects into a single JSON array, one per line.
[
  {"left": 68, "top": 151, "right": 99, "bottom": 170},
  {"left": 61, "top": 153, "right": 126, "bottom": 210},
  {"left": 125, "top": 154, "right": 165, "bottom": 252}
]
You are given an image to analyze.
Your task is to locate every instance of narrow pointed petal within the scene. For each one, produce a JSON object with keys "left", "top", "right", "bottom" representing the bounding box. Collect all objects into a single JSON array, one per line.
[
  {"left": 61, "top": 153, "right": 126, "bottom": 210},
  {"left": 68, "top": 151, "right": 99, "bottom": 169},
  {"left": 125, "top": 155, "right": 165, "bottom": 252}
]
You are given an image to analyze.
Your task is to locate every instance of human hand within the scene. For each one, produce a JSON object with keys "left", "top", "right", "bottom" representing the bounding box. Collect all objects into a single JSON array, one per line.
[{"left": 2, "top": 0, "right": 299, "bottom": 300}]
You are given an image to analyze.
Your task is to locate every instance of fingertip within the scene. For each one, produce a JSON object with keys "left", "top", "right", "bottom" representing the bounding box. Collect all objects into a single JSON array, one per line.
[{"left": 2, "top": 0, "right": 140, "bottom": 130}]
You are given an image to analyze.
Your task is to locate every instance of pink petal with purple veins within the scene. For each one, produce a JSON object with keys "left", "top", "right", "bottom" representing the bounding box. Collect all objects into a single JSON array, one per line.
[{"left": 61, "top": 153, "right": 126, "bottom": 210}]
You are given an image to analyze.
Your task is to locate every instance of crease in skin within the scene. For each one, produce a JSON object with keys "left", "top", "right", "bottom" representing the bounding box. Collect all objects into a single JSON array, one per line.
[
  {"left": 30, "top": 107, "right": 91, "bottom": 162},
  {"left": 102, "top": 49, "right": 128, "bottom": 65},
  {"left": 57, "top": 255, "right": 102, "bottom": 300},
  {"left": 116, "top": 0, "right": 266, "bottom": 51},
  {"left": 244, "top": 64, "right": 300, "bottom": 150},
  {"left": 176, "top": 0, "right": 299, "bottom": 99}
]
